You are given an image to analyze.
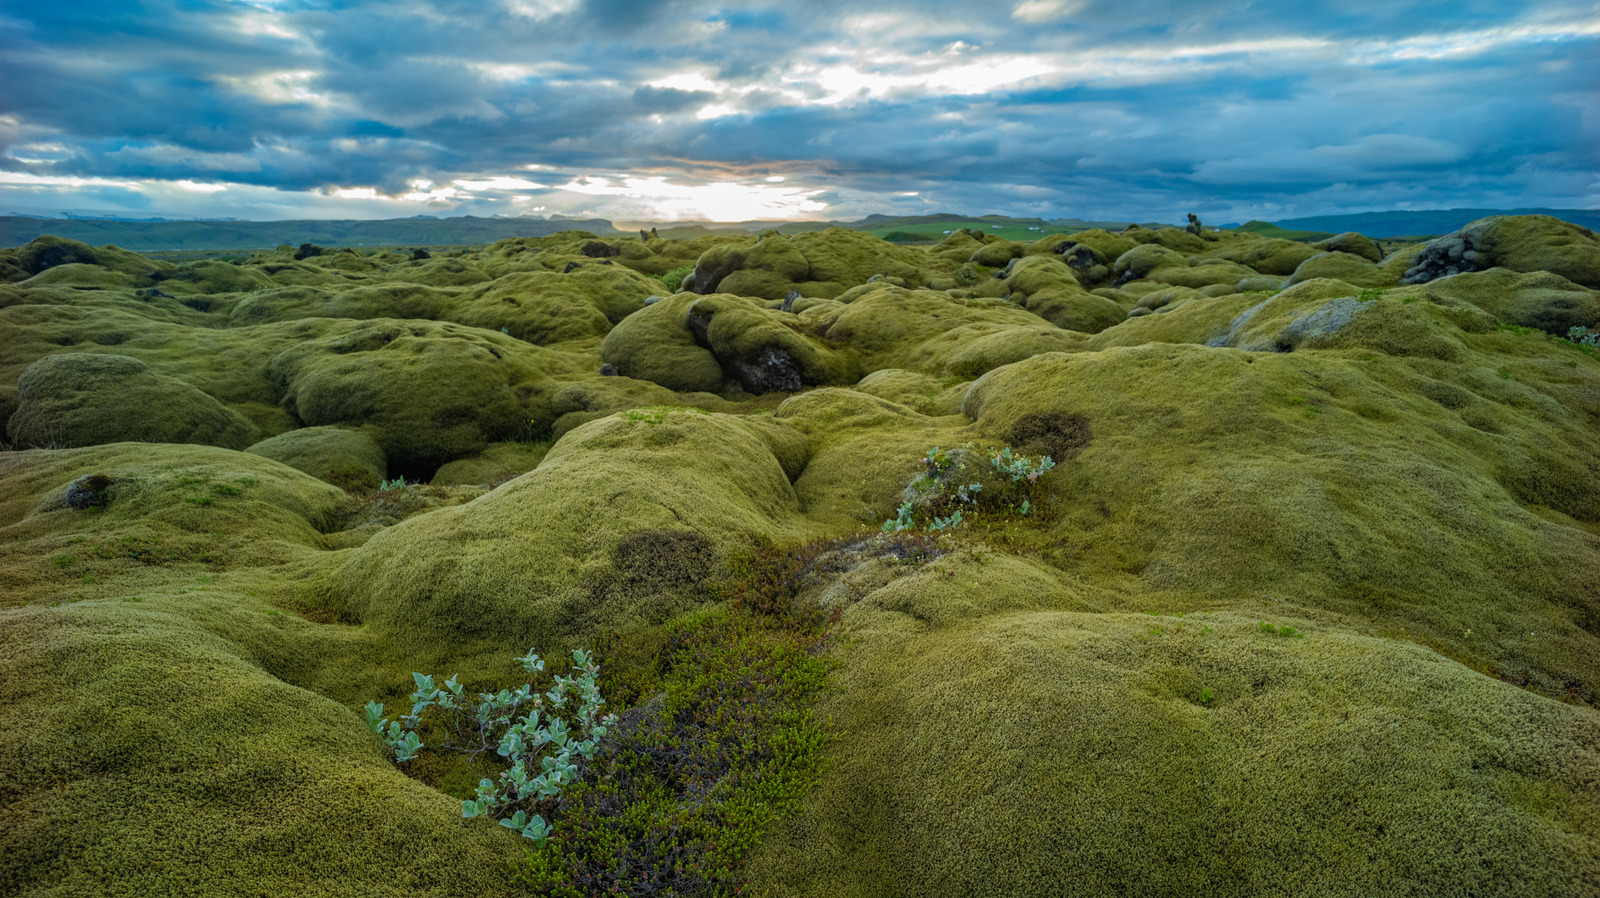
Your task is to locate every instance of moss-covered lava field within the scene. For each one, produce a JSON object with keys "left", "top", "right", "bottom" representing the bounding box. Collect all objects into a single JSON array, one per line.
[{"left": 2, "top": 216, "right": 1599, "bottom": 896}]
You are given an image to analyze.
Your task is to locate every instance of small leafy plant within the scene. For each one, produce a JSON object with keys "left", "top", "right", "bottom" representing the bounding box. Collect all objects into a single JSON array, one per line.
[
  {"left": 366, "top": 648, "right": 615, "bottom": 845},
  {"left": 883, "top": 444, "right": 1055, "bottom": 533},
  {"left": 1259, "top": 621, "right": 1305, "bottom": 638},
  {"left": 1566, "top": 326, "right": 1600, "bottom": 348}
]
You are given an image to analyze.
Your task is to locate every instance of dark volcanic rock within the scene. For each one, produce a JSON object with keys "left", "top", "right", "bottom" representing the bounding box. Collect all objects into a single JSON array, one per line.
[
  {"left": 64, "top": 473, "right": 114, "bottom": 509},
  {"left": 729, "top": 346, "right": 803, "bottom": 393}
]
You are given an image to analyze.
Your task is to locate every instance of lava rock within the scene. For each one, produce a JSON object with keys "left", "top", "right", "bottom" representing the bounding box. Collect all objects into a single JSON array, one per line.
[{"left": 64, "top": 473, "right": 114, "bottom": 509}]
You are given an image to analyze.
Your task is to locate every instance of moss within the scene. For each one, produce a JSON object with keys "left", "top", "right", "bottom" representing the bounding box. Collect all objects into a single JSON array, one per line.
[
  {"left": 327, "top": 409, "right": 812, "bottom": 667},
  {"left": 246, "top": 426, "right": 388, "bottom": 491},
  {"left": 962, "top": 341, "right": 1600, "bottom": 698},
  {"left": 599, "top": 292, "right": 726, "bottom": 392},
  {"left": 428, "top": 440, "right": 550, "bottom": 486},
  {"left": 1467, "top": 215, "right": 1600, "bottom": 288},
  {"left": 0, "top": 600, "right": 523, "bottom": 897},
  {"left": 1112, "top": 243, "right": 1188, "bottom": 282},
  {"left": 1149, "top": 258, "right": 1260, "bottom": 289},
  {"left": 268, "top": 320, "right": 545, "bottom": 480},
  {"left": 9, "top": 353, "right": 259, "bottom": 450},
  {"left": 750, "top": 603, "right": 1600, "bottom": 897},
  {"left": 1314, "top": 231, "right": 1386, "bottom": 263},
  {"left": 1422, "top": 268, "right": 1600, "bottom": 335},
  {"left": 1206, "top": 279, "right": 1467, "bottom": 360},
  {"left": 853, "top": 370, "right": 970, "bottom": 417},
  {"left": 1286, "top": 251, "right": 1395, "bottom": 288},
  {"left": 773, "top": 388, "right": 974, "bottom": 530},
  {"left": 810, "top": 285, "right": 1084, "bottom": 377},
  {"left": 1203, "top": 236, "right": 1322, "bottom": 275},
  {"left": 5, "top": 224, "right": 1600, "bottom": 897},
  {"left": 967, "top": 240, "right": 1026, "bottom": 267},
  {"left": 1085, "top": 293, "right": 1271, "bottom": 350}
]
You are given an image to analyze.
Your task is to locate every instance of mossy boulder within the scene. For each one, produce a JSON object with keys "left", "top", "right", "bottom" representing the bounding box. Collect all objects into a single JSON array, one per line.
[
  {"left": 1404, "top": 215, "right": 1600, "bottom": 288},
  {"left": 329, "top": 409, "right": 811, "bottom": 665},
  {"left": 1420, "top": 268, "right": 1600, "bottom": 335},
  {"left": 8, "top": 353, "right": 258, "bottom": 450},
  {"left": 1313, "top": 231, "right": 1385, "bottom": 263},
  {"left": 267, "top": 321, "right": 538, "bottom": 479},
  {"left": 1286, "top": 251, "right": 1395, "bottom": 288},
  {"left": 688, "top": 294, "right": 857, "bottom": 392},
  {"left": 961, "top": 339, "right": 1600, "bottom": 696},
  {"left": 807, "top": 285, "right": 1085, "bottom": 377},
  {"left": 13, "top": 236, "right": 171, "bottom": 280},
  {"left": 968, "top": 240, "right": 1026, "bottom": 268},
  {"left": 852, "top": 370, "right": 969, "bottom": 417},
  {"left": 246, "top": 426, "right": 388, "bottom": 491},
  {"left": 1206, "top": 236, "right": 1322, "bottom": 275},
  {"left": 1112, "top": 243, "right": 1188, "bottom": 283},
  {"left": 600, "top": 293, "right": 726, "bottom": 393},
  {"left": 1149, "top": 258, "right": 1260, "bottom": 289},
  {"left": 428, "top": 440, "right": 550, "bottom": 486},
  {"left": 752, "top": 598, "right": 1600, "bottom": 898},
  {"left": 1206, "top": 279, "right": 1465, "bottom": 360}
]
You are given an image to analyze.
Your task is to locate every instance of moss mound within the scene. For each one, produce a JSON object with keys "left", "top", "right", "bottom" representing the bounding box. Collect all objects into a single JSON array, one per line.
[
  {"left": 1205, "top": 235, "right": 1322, "bottom": 275},
  {"left": 246, "top": 426, "right": 388, "bottom": 491},
  {"left": 1403, "top": 216, "right": 1600, "bottom": 288},
  {"left": 328, "top": 409, "right": 811, "bottom": 667},
  {"left": 962, "top": 340, "right": 1600, "bottom": 697},
  {"left": 753, "top": 598, "right": 1600, "bottom": 897},
  {"left": 8, "top": 353, "right": 259, "bottom": 450},
  {"left": 267, "top": 321, "right": 545, "bottom": 480},
  {"left": 1286, "top": 251, "right": 1394, "bottom": 288}
]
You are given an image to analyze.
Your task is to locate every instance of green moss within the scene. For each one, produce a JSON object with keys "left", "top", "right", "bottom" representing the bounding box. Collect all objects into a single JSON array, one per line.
[
  {"left": 1421, "top": 268, "right": 1600, "bottom": 335},
  {"left": 428, "top": 440, "right": 550, "bottom": 486},
  {"left": 246, "top": 426, "right": 388, "bottom": 491},
  {"left": 1202, "top": 236, "right": 1323, "bottom": 276},
  {"left": 267, "top": 320, "right": 548, "bottom": 480},
  {"left": 1313, "top": 231, "right": 1386, "bottom": 263},
  {"left": 1465, "top": 215, "right": 1600, "bottom": 288},
  {"left": 327, "top": 409, "right": 813, "bottom": 668},
  {"left": 750, "top": 603, "right": 1600, "bottom": 897},
  {"left": 962, "top": 341, "right": 1600, "bottom": 698},
  {"left": 9, "top": 353, "right": 259, "bottom": 450},
  {"left": 599, "top": 292, "right": 726, "bottom": 392},
  {"left": 1286, "top": 250, "right": 1395, "bottom": 288}
]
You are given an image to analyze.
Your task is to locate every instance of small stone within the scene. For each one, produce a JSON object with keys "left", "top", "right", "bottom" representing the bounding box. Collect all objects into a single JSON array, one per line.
[{"left": 64, "top": 473, "right": 113, "bottom": 509}]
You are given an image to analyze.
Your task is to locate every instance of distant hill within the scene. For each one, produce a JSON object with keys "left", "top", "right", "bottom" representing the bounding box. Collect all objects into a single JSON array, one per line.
[
  {"left": 1269, "top": 208, "right": 1600, "bottom": 239},
  {"left": 0, "top": 215, "right": 621, "bottom": 251}
]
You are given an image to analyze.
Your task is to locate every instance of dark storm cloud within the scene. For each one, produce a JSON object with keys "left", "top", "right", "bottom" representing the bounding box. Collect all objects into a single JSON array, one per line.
[{"left": 0, "top": 0, "right": 1594, "bottom": 220}]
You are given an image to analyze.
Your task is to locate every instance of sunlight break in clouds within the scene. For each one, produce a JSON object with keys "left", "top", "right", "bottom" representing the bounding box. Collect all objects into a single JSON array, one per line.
[{"left": 555, "top": 177, "right": 828, "bottom": 222}]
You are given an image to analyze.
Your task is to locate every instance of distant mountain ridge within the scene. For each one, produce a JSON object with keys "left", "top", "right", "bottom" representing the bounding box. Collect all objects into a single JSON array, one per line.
[
  {"left": 0, "top": 215, "right": 622, "bottom": 251},
  {"left": 1265, "top": 208, "right": 1600, "bottom": 239},
  {"left": 4, "top": 208, "right": 1596, "bottom": 252}
]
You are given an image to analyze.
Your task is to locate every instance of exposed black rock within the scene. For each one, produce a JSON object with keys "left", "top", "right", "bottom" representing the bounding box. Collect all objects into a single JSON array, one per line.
[{"left": 64, "top": 473, "right": 114, "bottom": 509}]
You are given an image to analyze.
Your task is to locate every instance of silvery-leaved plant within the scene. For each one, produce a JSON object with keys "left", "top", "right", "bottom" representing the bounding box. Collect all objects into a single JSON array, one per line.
[
  {"left": 989, "top": 446, "right": 1055, "bottom": 483},
  {"left": 365, "top": 647, "right": 614, "bottom": 846}
]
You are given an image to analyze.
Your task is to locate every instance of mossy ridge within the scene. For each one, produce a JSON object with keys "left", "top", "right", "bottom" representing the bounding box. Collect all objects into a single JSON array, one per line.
[
  {"left": 962, "top": 341, "right": 1600, "bottom": 700},
  {"left": 326, "top": 408, "right": 815, "bottom": 675},
  {"left": 0, "top": 598, "right": 524, "bottom": 898},
  {"left": 9, "top": 353, "right": 261, "bottom": 451},
  {"left": 749, "top": 599, "right": 1600, "bottom": 897}
]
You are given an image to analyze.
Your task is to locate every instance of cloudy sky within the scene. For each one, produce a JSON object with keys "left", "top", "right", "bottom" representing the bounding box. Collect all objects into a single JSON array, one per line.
[{"left": 1, "top": 0, "right": 1596, "bottom": 223}]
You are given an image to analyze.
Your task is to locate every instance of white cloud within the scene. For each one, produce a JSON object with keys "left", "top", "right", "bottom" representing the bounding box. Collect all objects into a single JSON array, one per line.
[
  {"left": 1011, "top": 1, "right": 1086, "bottom": 23},
  {"left": 553, "top": 175, "right": 828, "bottom": 221},
  {"left": 452, "top": 176, "right": 547, "bottom": 190}
]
